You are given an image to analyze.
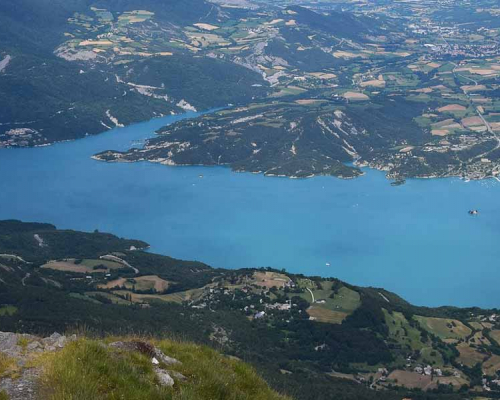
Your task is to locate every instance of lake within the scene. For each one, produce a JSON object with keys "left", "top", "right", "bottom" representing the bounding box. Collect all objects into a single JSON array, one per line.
[{"left": 1, "top": 112, "right": 499, "bottom": 308}]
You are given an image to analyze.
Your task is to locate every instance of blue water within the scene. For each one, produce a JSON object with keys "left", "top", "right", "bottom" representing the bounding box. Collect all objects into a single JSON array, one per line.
[{"left": 1, "top": 112, "right": 499, "bottom": 308}]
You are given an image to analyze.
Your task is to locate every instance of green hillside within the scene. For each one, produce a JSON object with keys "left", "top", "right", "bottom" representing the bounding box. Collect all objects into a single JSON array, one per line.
[{"left": 1, "top": 220, "right": 499, "bottom": 399}]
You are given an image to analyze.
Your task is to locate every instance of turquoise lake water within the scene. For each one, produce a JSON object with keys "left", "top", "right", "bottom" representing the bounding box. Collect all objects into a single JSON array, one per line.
[{"left": 1, "top": 112, "right": 499, "bottom": 308}]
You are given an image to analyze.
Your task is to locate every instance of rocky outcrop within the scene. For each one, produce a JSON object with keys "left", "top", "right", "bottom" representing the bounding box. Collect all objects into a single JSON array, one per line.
[
  {"left": 0, "top": 334, "right": 188, "bottom": 399},
  {"left": 0, "top": 332, "right": 75, "bottom": 400}
]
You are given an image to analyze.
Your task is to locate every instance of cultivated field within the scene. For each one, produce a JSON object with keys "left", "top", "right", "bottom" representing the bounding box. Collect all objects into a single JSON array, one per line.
[
  {"left": 253, "top": 271, "right": 291, "bottom": 288},
  {"left": 42, "top": 258, "right": 124, "bottom": 274}
]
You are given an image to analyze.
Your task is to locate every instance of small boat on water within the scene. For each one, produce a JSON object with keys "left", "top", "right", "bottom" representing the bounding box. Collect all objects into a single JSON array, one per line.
[
  {"left": 468, "top": 209, "right": 479, "bottom": 215},
  {"left": 325, "top": 263, "right": 331, "bottom": 267}
]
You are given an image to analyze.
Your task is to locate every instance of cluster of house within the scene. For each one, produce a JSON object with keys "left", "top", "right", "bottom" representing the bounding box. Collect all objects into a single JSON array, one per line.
[
  {"left": 0, "top": 128, "right": 43, "bottom": 148},
  {"left": 487, "top": 314, "right": 499, "bottom": 322},
  {"left": 253, "top": 301, "right": 295, "bottom": 319},
  {"left": 483, "top": 377, "right": 500, "bottom": 392},
  {"left": 413, "top": 365, "right": 445, "bottom": 377}
]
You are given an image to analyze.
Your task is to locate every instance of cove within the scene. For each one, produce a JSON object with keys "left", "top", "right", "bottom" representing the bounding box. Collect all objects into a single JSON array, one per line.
[{"left": 1, "top": 112, "right": 500, "bottom": 309}]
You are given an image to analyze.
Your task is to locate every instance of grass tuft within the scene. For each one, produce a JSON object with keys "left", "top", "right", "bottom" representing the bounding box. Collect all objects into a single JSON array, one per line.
[{"left": 0, "top": 353, "right": 17, "bottom": 378}]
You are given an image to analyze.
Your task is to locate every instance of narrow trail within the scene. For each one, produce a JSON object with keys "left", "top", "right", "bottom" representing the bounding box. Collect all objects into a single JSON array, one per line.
[
  {"left": 100, "top": 255, "right": 139, "bottom": 274},
  {"left": 21, "top": 273, "right": 31, "bottom": 286},
  {"left": 306, "top": 288, "right": 315, "bottom": 303}
]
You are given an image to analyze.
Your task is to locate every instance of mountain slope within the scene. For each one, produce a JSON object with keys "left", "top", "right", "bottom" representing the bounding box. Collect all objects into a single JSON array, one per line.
[
  {"left": 286, "top": 6, "right": 385, "bottom": 42},
  {"left": 0, "top": 0, "right": 267, "bottom": 147},
  {"left": 93, "top": 98, "right": 427, "bottom": 179},
  {"left": 1, "top": 220, "right": 499, "bottom": 399}
]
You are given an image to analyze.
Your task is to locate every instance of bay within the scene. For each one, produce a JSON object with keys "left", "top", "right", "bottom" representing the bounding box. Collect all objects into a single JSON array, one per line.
[{"left": 1, "top": 112, "right": 499, "bottom": 308}]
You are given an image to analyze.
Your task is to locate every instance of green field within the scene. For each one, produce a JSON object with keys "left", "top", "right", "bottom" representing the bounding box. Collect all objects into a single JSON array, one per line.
[
  {"left": 384, "top": 310, "right": 424, "bottom": 351},
  {"left": 414, "top": 316, "right": 472, "bottom": 340},
  {"left": 292, "top": 281, "right": 361, "bottom": 324}
]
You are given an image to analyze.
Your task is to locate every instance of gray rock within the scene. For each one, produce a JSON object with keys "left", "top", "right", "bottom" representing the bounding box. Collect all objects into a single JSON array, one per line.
[
  {"left": 26, "top": 341, "right": 42, "bottom": 352},
  {"left": 0, "top": 366, "right": 40, "bottom": 400},
  {"left": 0, "top": 332, "right": 19, "bottom": 352},
  {"left": 42, "top": 332, "right": 68, "bottom": 350},
  {"left": 155, "top": 350, "right": 181, "bottom": 366},
  {"left": 154, "top": 367, "right": 175, "bottom": 387}
]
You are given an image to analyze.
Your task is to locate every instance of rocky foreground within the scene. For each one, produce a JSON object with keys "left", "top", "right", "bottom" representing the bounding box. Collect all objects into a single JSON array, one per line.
[{"left": 0, "top": 332, "right": 185, "bottom": 400}]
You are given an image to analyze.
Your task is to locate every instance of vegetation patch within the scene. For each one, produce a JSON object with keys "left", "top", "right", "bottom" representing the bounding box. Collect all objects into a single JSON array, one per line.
[
  {"left": 37, "top": 338, "right": 289, "bottom": 400},
  {"left": 0, "top": 353, "right": 16, "bottom": 378},
  {"left": 0, "top": 306, "right": 17, "bottom": 316}
]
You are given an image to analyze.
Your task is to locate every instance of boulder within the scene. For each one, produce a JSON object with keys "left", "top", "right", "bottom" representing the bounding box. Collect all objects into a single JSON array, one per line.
[
  {"left": 0, "top": 332, "right": 22, "bottom": 357},
  {"left": 154, "top": 367, "right": 175, "bottom": 387}
]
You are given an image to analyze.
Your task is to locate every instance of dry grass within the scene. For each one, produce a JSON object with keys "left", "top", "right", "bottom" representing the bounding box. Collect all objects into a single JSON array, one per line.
[
  {"left": 438, "top": 104, "right": 467, "bottom": 112},
  {"left": 483, "top": 355, "right": 500, "bottom": 376},
  {"left": 461, "top": 85, "right": 487, "bottom": 92},
  {"left": 102, "top": 276, "right": 170, "bottom": 292},
  {"left": 360, "top": 79, "right": 385, "bottom": 88},
  {"left": 489, "top": 330, "right": 500, "bottom": 345},
  {"left": 42, "top": 259, "right": 123, "bottom": 274},
  {"left": 435, "top": 375, "right": 469, "bottom": 388},
  {"left": 431, "top": 129, "right": 449, "bottom": 136},
  {"left": 456, "top": 343, "right": 486, "bottom": 367},
  {"left": 343, "top": 91, "right": 369, "bottom": 101},
  {"left": 135, "top": 276, "right": 170, "bottom": 292},
  {"left": 0, "top": 353, "right": 17, "bottom": 378},
  {"left": 307, "top": 307, "right": 347, "bottom": 324},
  {"left": 461, "top": 117, "right": 484, "bottom": 127},
  {"left": 387, "top": 370, "right": 434, "bottom": 390},
  {"left": 253, "top": 272, "right": 290, "bottom": 289}
]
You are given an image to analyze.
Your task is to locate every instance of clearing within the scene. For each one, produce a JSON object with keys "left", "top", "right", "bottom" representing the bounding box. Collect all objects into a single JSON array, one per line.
[
  {"left": 253, "top": 271, "right": 291, "bottom": 288},
  {"left": 386, "top": 370, "right": 434, "bottom": 390},
  {"left": 42, "top": 259, "right": 124, "bottom": 274},
  {"left": 343, "top": 92, "right": 369, "bottom": 101},
  {"left": 456, "top": 342, "right": 487, "bottom": 367},
  {"left": 193, "top": 23, "right": 219, "bottom": 31},
  {"left": 415, "top": 316, "right": 471, "bottom": 340},
  {"left": 438, "top": 104, "right": 466, "bottom": 112}
]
